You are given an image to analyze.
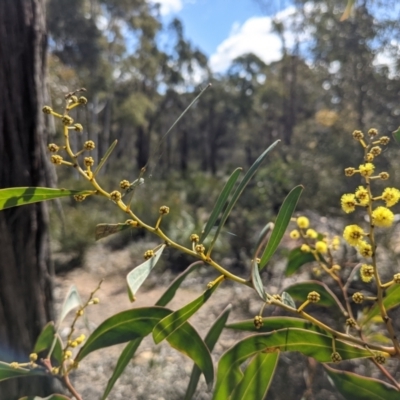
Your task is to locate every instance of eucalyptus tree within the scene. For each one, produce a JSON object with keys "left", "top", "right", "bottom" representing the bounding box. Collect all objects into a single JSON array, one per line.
[{"left": 0, "top": 0, "right": 54, "bottom": 397}]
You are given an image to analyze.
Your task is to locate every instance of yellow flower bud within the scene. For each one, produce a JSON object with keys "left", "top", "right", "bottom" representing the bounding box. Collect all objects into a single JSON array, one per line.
[
  {"left": 47, "top": 143, "right": 60, "bottom": 153},
  {"left": 42, "top": 106, "right": 52, "bottom": 114},
  {"left": 83, "top": 140, "right": 95, "bottom": 150},
  {"left": 78, "top": 96, "right": 88, "bottom": 105},
  {"left": 110, "top": 190, "right": 122, "bottom": 202},
  {"left": 61, "top": 115, "right": 74, "bottom": 126}
]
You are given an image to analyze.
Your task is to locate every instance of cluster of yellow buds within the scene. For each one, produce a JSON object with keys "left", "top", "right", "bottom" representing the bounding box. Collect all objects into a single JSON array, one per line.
[
  {"left": 290, "top": 216, "right": 340, "bottom": 255},
  {"left": 43, "top": 97, "right": 100, "bottom": 179},
  {"left": 331, "top": 351, "right": 342, "bottom": 363},
  {"left": 68, "top": 334, "right": 86, "bottom": 349},
  {"left": 341, "top": 129, "right": 399, "bottom": 260},
  {"left": 144, "top": 250, "right": 154, "bottom": 260},
  {"left": 253, "top": 315, "right": 263, "bottom": 329}
]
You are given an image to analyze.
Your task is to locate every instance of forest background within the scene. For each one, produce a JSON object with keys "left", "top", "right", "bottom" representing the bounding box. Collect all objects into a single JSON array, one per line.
[
  {"left": 3, "top": 0, "right": 400, "bottom": 398},
  {"left": 47, "top": 0, "right": 400, "bottom": 274}
]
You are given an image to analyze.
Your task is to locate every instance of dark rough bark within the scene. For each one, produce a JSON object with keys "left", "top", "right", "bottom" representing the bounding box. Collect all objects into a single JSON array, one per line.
[{"left": 0, "top": 0, "right": 54, "bottom": 397}]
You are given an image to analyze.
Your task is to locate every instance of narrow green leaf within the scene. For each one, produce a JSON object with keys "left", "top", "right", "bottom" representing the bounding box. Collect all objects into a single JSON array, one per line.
[
  {"left": 33, "top": 322, "right": 56, "bottom": 354},
  {"left": 33, "top": 322, "right": 63, "bottom": 365},
  {"left": 325, "top": 365, "right": 400, "bottom": 400},
  {"left": 208, "top": 140, "right": 280, "bottom": 253},
  {"left": 226, "top": 316, "right": 328, "bottom": 335},
  {"left": 93, "top": 139, "right": 117, "bottom": 176},
  {"left": 185, "top": 304, "right": 232, "bottom": 400},
  {"left": 252, "top": 222, "right": 274, "bottom": 260},
  {"left": 0, "top": 362, "right": 46, "bottom": 382},
  {"left": 285, "top": 247, "right": 317, "bottom": 276},
  {"left": 200, "top": 168, "right": 242, "bottom": 243},
  {"left": 101, "top": 339, "right": 142, "bottom": 400},
  {"left": 230, "top": 352, "right": 279, "bottom": 400},
  {"left": 281, "top": 291, "right": 296, "bottom": 308},
  {"left": 214, "top": 328, "right": 371, "bottom": 399},
  {"left": 153, "top": 281, "right": 221, "bottom": 344},
  {"left": 251, "top": 260, "right": 268, "bottom": 302},
  {"left": 0, "top": 362, "right": 30, "bottom": 381},
  {"left": 19, "top": 396, "right": 71, "bottom": 400},
  {"left": 285, "top": 281, "right": 347, "bottom": 315},
  {"left": 392, "top": 126, "right": 400, "bottom": 145},
  {"left": 57, "top": 285, "right": 83, "bottom": 328},
  {"left": 126, "top": 245, "right": 166, "bottom": 302},
  {"left": 0, "top": 187, "right": 93, "bottom": 210},
  {"left": 77, "top": 306, "right": 213, "bottom": 386},
  {"left": 95, "top": 222, "right": 132, "bottom": 241},
  {"left": 340, "top": 0, "right": 356, "bottom": 21},
  {"left": 77, "top": 307, "right": 171, "bottom": 361},
  {"left": 364, "top": 284, "right": 400, "bottom": 324},
  {"left": 259, "top": 185, "right": 303, "bottom": 270},
  {"left": 121, "top": 177, "right": 145, "bottom": 199},
  {"left": 203, "top": 304, "right": 232, "bottom": 351},
  {"left": 156, "top": 261, "right": 202, "bottom": 307},
  {"left": 157, "top": 84, "right": 211, "bottom": 147},
  {"left": 167, "top": 321, "right": 214, "bottom": 386}
]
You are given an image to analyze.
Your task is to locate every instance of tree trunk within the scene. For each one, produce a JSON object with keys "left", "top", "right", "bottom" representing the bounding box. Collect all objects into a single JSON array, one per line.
[{"left": 0, "top": 0, "right": 54, "bottom": 397}]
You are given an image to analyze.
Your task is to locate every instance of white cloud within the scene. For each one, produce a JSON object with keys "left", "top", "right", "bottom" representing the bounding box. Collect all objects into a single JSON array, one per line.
[
  {"left": 210, "top": 6, "right": 306, "bottom": 73},
  {"left": 152, "top": 0, "right": 183, "bottom": 15}
]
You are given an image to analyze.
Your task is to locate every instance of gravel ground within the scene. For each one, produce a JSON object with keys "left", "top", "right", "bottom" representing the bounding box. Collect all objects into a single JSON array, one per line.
[{"left": 53, "top": 223, "right": 400, "bottom": 400}]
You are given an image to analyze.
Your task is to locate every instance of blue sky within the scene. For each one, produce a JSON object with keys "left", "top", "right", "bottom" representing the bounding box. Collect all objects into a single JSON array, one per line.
[
  {"left": 155, "top": 0, "right": 296, "bottom": 73},
  {"left": 152, "top": 1, "right": 399, "bottom": 76}
]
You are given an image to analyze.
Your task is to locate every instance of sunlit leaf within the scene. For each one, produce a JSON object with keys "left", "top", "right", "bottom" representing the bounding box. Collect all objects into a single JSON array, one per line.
[
  {"left": 185, "top": 304, "right": 232, "bottom": 399},
  {"left": 325, "top": 365, "right": 400, "bottom": 399},
  {"left": 101, "top": 339, "right": 142, "bottom": 400},
  {"left": 285, "top": 247, "right": 317, "bottom": 276},
  {"left": 57, "top": 285, "right": 83, "bottom": 327},
  {"left": 214, "top": 328, "right": 371, "bottom": 398},
  {"left": 208, "top": 140, "right": 280, "bottom": 253},
  {"left": 252, "top": 222, "right": 274, "bottom": 260},
  {"left": 259, "top": 185, "right": 303, "bottom": 270},
  {"left": 226, "top": 316, "right": 328, "bottom": 335},
  {"left": 77, "top": 307, "right": 170, "bottom": 360},
  {"left": 200, "top": 168, "right": 242, "bottom": 243},
  {"left": 0, "top": 187, "right": 93, "bottom": 210},
  {"left": 152, "top": 280, "right": 221, "bottom": 344},
  {"left": 364, "top": 284, "right": 400, "bottom": 325},
  {"left": 93, "top": 139, "right": 117, "bottom": 176},
  {"left": 251, "top": 260, "right": 268, "bottom": 302},
  {"left": 95, "top": 222, "right": 131, "bottom": 240},
  {"left": 156, "top": 261, "right": 202, "bottom": 307},
  {"left": 126, "top": 245, "right": 166, "bottom": 302},
  {"left": 285, "top": 281, "right": 347, "bottom": 314},
  {"left": 230, "top": 352, "right": 279, "bottom": 400},
  {"left": 77, "top": 307, "right": 213, "bottom": 385},
  {"left": 281, "top": 291, "right": 296, "bottom": 308}
]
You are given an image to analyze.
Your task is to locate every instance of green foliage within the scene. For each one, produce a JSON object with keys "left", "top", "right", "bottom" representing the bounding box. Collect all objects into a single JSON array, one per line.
[
  {"left": 0, "top": 188, "right": 92, "bottom": 210},
  {"left": 259, "top": 185, "right": 303, "bottom": 270},
  {"left": 325, "top": 365, "right": 400, "bottom": 400},
  {"left": 0, "top": 362, "right": 46, "bottom": 382},
  {"left": 126, "top": 244, "right": 166, "bottom": 301},
  {"left": 5, "top": 1, "right": 400, "bottom": 394},
  {"left": 284, "top": 280, "right": 347, "bottom": 314},
  {"left": 152, "top": 281, "right": 221, "bottom": 344}
]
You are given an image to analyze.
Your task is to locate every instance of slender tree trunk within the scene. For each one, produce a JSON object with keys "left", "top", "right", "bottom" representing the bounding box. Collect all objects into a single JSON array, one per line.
[{"left": 0, "top": 0, "right": 54, "bottom": 397}]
